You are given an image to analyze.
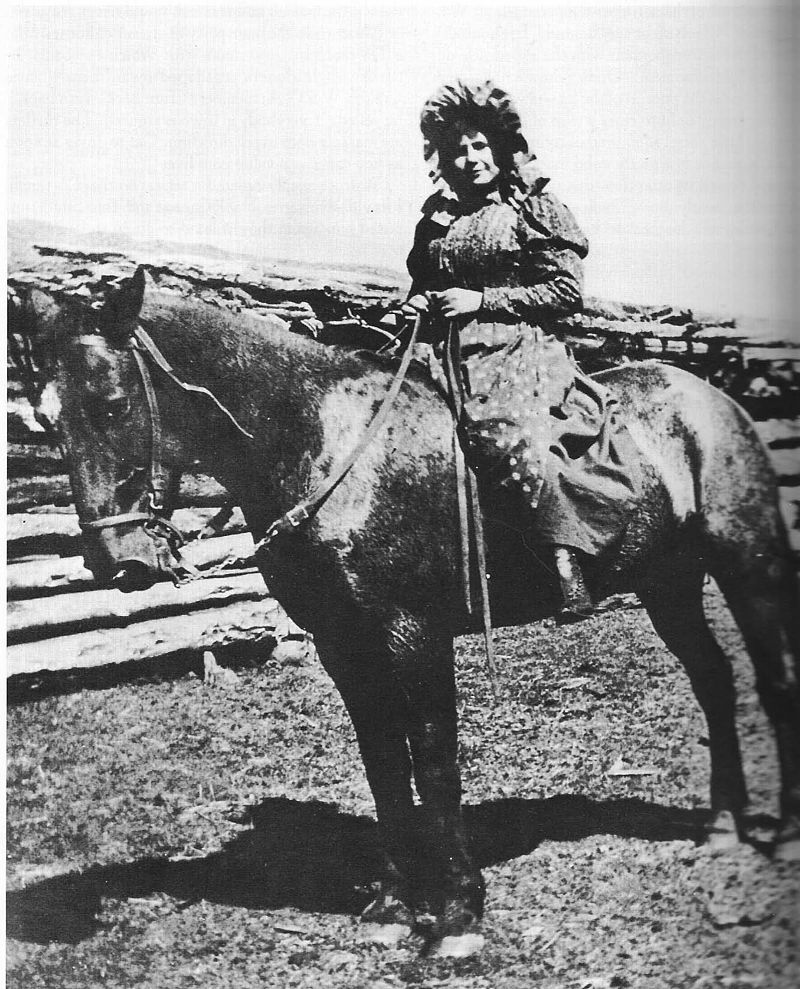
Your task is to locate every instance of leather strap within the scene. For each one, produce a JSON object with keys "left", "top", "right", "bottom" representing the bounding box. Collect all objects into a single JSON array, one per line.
[
  {"left": 453, "top": 429, "right": 472, "bottom": 612},
  {"left": 468, "top": 466, "right": 498, "bottom": 698},
  {"left": 131, "top": 345, "right": 168, "bottom": 509},
  {"left": 133, "top": 327, "right": 254, "bottom": 441},
  {"left": 442, "top": 321, "right": 497, "bottom": 696},
  {"left": 253, "top": 314, "right": 423, "bottom": 552},
  {"left": 81, "top": 512, "right": 151, "bottom": 531}
]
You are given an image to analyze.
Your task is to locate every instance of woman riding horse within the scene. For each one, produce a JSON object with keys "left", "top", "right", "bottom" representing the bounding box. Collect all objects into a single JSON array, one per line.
[{"left": 402, "top": 80, "right": 641, "bottom": 621}]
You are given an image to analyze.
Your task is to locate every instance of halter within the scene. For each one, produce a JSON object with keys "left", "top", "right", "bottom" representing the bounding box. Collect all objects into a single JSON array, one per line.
[{"left": 75, "top": 327, "right": 253, "bottom": 560}]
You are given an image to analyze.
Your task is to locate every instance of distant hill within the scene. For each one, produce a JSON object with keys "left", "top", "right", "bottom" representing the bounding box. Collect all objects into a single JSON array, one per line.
[{"left": 8, "top": 219, "right": 407, "bottom": 294}]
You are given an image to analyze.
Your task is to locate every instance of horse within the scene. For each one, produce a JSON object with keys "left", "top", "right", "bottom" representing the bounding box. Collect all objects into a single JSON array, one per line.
[{"left": 18, "top": 267, "right": 800, "bottom": 955}]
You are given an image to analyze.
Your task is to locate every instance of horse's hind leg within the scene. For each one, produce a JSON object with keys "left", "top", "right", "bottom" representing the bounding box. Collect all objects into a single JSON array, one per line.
[
  {"left": 713, "top": 551, "right": 800, "bottom": 860},
  {"left": 639, "top": 568, "right": 748, "bottom": 848}
]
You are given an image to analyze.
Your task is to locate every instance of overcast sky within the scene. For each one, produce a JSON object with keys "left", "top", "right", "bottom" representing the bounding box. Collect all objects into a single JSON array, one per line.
[{"left": 8, "top": 3, "right": 798, "bottom": 320}]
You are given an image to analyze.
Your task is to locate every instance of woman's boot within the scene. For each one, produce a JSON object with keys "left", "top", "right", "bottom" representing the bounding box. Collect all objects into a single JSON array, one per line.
[{"left": 553, "top": 546, "right": 594, "bottom": 623}]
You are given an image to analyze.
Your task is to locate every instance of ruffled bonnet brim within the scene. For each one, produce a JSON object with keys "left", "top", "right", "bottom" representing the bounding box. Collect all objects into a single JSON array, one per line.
[{"left": 420, "top": 79, "right": 535, "bottom": 180}]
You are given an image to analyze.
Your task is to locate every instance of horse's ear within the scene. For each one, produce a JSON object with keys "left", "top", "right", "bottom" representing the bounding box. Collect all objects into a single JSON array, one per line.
[
  {"left": 7, "top": 288, "right": 62, "bottom": 374},
  {"left": 98, "top": 266, "right": 147, "bottom": 343},
  {"left": 8, "top": 288, "right": 59, "bottom": 342},
  {"left": 17, "top": 288, "right": 59, "bottom": 323}
]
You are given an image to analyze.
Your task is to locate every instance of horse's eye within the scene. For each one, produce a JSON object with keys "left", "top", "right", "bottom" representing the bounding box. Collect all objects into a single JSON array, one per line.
[{"left": 85, "top": 396, "right": 131, "bottom": 428}]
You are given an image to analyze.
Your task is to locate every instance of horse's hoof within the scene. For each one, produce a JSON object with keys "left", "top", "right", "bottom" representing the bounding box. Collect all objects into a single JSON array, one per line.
[
  {"left": 771, "top": 814, "right": 800, "bottom": 862},
  {"left": 428, "top": 931, "right": 485, "bottom": 958},
  {"left": 360, "top": 891, "right": 414, "bottom": 930},
  {"left": 359, "top": 922, "right": 413, "bottom": 946},
  {"left": 704, "top": 810, "right": 740, "bottom": 851},
  {"left": 773, "top": 825, "right": 800, "bottom": 863},
  {"left": 773, "top": 840, "right": 800, "bottom": 863}
]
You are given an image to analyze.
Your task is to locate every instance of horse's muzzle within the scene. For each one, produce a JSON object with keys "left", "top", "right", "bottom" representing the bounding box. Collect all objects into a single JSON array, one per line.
[
  {"left": 82, "top": 523, "right": 164, "bottom": 592},
  {"left": 111, "top": 560, "right": 159, "bottom": 593}
]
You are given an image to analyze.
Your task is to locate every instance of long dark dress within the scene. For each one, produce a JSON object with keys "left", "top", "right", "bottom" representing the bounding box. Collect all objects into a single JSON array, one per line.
[{"left": 407, "top": 168, "right": 642, "bottom": 556}]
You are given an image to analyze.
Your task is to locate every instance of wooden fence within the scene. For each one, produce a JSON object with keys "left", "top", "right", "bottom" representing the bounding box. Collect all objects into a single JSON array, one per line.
[{"left": 7, "top": 243, "right": 799, "bottom": 680}]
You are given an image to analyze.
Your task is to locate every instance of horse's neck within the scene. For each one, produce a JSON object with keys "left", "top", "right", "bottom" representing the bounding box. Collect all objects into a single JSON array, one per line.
[
  {"left": 142, "top": 297, "right": 361, "bottom": 504},
  {"left": 149, "top": 296, "right": 306, "bottom": 383}
]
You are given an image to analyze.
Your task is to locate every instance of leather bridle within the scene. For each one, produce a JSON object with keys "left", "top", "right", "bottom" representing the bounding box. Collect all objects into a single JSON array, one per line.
[{"left": 75, "top": 327, "right": 253, "bottom": 558}]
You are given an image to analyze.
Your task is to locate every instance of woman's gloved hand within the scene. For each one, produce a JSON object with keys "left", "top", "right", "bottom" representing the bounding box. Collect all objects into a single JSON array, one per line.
[
  {"left": 429, "top": 288, "right": 483, "bottom": 318},
  {"left": 402, "top": 289, "right": 484, "bottom": 319},
  {"left": 401, "top": 293, "right": 430, "bottom": 316}
]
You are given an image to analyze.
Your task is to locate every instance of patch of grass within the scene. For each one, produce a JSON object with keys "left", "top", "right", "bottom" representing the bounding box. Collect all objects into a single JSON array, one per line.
[{"left": 7, "top": 593, "right": 797, "bottom": 988}]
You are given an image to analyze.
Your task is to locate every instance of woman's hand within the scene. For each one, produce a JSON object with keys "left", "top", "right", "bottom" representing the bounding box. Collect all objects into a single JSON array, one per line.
[
  {"left": 430, "top": 288, "right": 483, "bottom": 318},
  {"left": 401, "top": 293, "right": 430, "bottom": 316}
]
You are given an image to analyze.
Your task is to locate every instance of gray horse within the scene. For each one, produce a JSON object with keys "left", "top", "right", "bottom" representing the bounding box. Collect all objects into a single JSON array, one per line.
[{"left": 18, "top": 267, "right": 800, "bottom": 955}]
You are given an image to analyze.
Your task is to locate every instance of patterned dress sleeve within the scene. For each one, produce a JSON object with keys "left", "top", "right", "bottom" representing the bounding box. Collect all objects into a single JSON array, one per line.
[
  {"left": 481, "top": 192, "right": 589, "bottom": 321},
  {"left": 406, "top": 218, "right": 435, "bottom": 299},
  {"left": 406, "top": 191, "right": 451, "bottom": 299}
]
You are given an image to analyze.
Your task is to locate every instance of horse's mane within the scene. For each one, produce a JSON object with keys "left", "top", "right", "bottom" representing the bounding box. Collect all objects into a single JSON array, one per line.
[
  {"left": 141, "top": 291, "right": 410, "bottom": 380},
  {"left": 11, "top": 281, "right": 437, "bottom": 396}
]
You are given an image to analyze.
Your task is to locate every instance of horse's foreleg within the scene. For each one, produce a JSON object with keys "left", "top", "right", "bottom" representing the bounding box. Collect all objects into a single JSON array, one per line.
[
  {"left": 387, "top": 612, "right": 485, "bottom": 955},
  {"left": 639, "top": 570, "right": 748, "bottom": 848},
  {"left": 314, "top": 633, "right": 417, "bottom": 937},
  {"left": 715, "top": 554, "right": 800, "bottom": 860}
]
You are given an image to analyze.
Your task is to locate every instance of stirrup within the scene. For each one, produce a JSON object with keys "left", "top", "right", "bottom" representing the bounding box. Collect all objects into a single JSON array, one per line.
[{"left": 553, "top": 546, "right": 594, "bottom": 624}]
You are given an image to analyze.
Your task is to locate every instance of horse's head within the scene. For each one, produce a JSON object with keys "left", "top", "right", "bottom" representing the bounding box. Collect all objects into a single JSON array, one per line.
[{"left": 20, "top": 267, "right": 187, "bottom": 590}]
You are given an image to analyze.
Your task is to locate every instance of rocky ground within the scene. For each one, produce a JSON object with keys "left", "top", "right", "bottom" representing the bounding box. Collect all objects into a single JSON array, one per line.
[{"left": 7, "top": 590, "right": 798, "bottom": 989}]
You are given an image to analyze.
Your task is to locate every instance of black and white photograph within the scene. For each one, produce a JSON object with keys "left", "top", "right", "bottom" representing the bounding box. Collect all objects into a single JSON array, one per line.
[{"left": 6, "top": 3, "right": 799, "bottom": 987}]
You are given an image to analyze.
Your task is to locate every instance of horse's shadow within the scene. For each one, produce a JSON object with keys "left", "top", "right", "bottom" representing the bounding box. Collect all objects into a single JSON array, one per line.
[{"left": 6, "top": 794, "right": 761, "bottom": 944}]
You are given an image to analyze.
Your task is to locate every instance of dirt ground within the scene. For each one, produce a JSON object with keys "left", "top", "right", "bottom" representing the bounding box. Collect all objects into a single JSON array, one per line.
[{"left": 6, "top": 589, "right": 799, "bottom": 989}]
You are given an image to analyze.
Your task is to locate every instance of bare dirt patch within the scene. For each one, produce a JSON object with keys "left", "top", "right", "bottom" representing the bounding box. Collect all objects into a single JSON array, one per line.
[{"left": 7, "top": 591, "right": 798, "bottom": 988}]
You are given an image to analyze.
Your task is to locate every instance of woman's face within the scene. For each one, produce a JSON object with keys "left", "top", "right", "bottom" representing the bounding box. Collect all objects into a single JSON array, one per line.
[{"left": 444, "top": 127, "right": 500, "bottom": 194}]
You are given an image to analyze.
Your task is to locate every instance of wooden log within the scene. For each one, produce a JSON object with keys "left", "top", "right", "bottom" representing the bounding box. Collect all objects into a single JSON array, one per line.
[
  {"left": 7, "top": 442, "right": 64, "bottom": 476},
  {"left": 738, "top": 393, "right": 800, "bottom": 423},
  {"left": 7, "top": 572, "right": 269, "bottom": 644},
  {"left": 7, "top": 513, "right": 82, "bottom": 539},
  {"left": 6, "top": 506, "right": 247, "bottom": 540},
  {"left": 778, "top": 487, "right": 800, "bottom": 559},
  {"left": 780, "top": 487, "right": 799, "bottom": 527},
  {"left": 6, "top": 597, "right": 289, "bottom": 677},
  {"left": 6, "top": 506, "right": 248, "bottom": 560},
  {"left": 7, "top": 475, "right": 74, "bottom": 510},
  {"left": 7, "top": 556, "right": 94, "bottom": 597},
  {"left": 7, "top": 471, "right": 230, "bottom": 512},
  {"left": 7, "top": 532, "right": 256, "bottom": 600},
  {"left": 741, "top": 347, "right": 800, "bottom": 364},
  {"left": 693, "top": 315, "right": 798, "bottom": 348},
  {"left": 754, "top": 419, "right": 800, "bottom": 450},
  {"left": 771, "top": 448, "right": 800, "bottom": 486},
  {"left": 176, "top": 532, "right": 255, "bottom": 567},
  {"left": 7, "top": 399, "right": 49, "bottom": 442}
]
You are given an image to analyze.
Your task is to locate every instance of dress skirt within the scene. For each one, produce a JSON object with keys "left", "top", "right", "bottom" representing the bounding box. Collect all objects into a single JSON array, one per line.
[{"left": 453, "top": 323, "right": 643, "bottom": 556}]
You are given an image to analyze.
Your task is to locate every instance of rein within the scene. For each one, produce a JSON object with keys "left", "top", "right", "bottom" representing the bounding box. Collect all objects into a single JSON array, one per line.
[
  {"left": 442, "top": 323, "right": 497, "bottom": 698},
  {"left": 252, "top": 314, "right": 423, "bottom": 552}
]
